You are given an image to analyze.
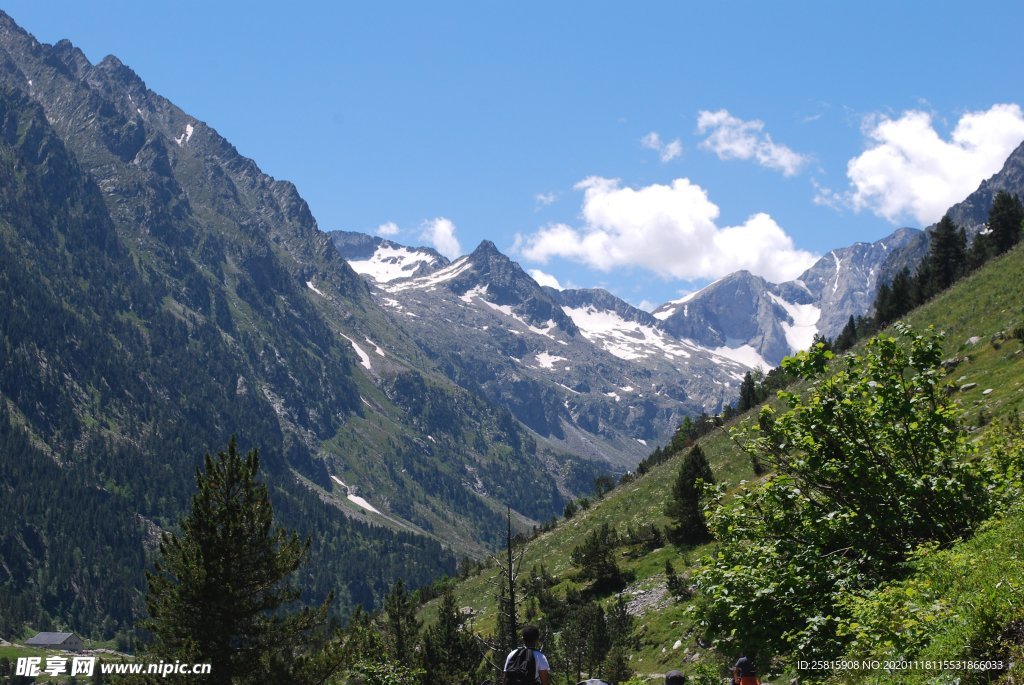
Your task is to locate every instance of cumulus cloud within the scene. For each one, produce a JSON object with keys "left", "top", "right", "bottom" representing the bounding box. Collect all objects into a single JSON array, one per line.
[
  {"left": 420, "top": 217, "right": 462, "bottom": 260},
  {"left": 636, "top": 299, "right": 657, "bottom": 313},
  {"left": 697, "top": 109, "right": 808, "bottom": 176},
  {"left": 375, "top": 221, "right": 400, "bottom": 237},
  {"left": 842, "top": 104, "right": 1024, "bottom": 225},
  {"left": 528, "top": 269, "right": 562, "bottom": 290},
  {"left": 514, "top": 176, "right": 817, "bottom": 283},
  {"left": 535, "top": 192, "right": 558, "bottom": 207},
  {"left": 640, "top": 131, "right": 683, "bottom": 162}
]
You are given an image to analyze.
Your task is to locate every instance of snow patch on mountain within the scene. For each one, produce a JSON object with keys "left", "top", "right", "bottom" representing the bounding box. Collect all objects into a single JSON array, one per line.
[
  {"left": 174, "top": 123, "right": 194, "bottom": 146},
  {"left": 831, "top": 252, "right": 843, "bottom": 295},
  {"left": 767, "top": 293, "right": 821, "bottom": 351},
  {"left": 653, "top": 280, "right": 719, "bottom": 320},
  {"left": 340, "top": 334, "right": 372, "bottom": 370},
  {"left": 330, "top": 475, "right": 382, "bottom": 514},
  {"left": 350, "top": 243, "right": 447, "bottom": 283},
  {"left": 710, "top": 344, "right": 770, "bottom": 372},
  {"left": 381, "top": 257, "right": 472, "bottom": 293},
  {"left": 478, "top": 299, "right": 559, "bottom": 339},
  {"left": 536, "top": 351, "right": 568, "bottom": 369},
  {"left": 306, "top": 280, "right": 325, "bottom": 297},
  {"left": 563, "top": 305, "right": 694, "bottom": 362},
  {"left": 366, "top": 338, "right": 386, "bottom": 357},
  {"left": 459, "top": 284, "right": 488, "bottom": 303}
]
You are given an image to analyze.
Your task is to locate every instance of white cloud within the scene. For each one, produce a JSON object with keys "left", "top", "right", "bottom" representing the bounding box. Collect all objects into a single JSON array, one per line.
[
  {"left": 528, "top": 269, "right": 562, "bottom": 290},
  {"left": 641, "top": 131, "right": 683, "bottom": 162},
  {"left": 843, "top": 104, "right": 1024, "bottom": 225},
  {"left": 375, "top": 221, "right": 400, "bottom": 237},
  {"left": 420, "top": 217, "right": 462, "bottom": 260},
  {"left": 535, "top": 192, "right": 557, "bottom": 207},
  {"left": 515, "top": 176, "right": 817, "bottom": 283},
  {"left": 697, "top": 109, "right": 808, "bottom": 176},
  {"left": 636, "top": 299, "right": 657, "bottom": 313}
]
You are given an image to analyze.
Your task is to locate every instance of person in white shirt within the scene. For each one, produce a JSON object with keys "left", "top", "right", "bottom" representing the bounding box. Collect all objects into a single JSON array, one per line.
[{"left": 502, "top": 624, "right": 550, "bottom": 685}]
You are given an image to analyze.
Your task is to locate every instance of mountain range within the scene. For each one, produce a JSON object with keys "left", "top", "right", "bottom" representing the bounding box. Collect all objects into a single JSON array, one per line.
[{"left": 0, "top": 8, "right": 1022, "bottom": 641}]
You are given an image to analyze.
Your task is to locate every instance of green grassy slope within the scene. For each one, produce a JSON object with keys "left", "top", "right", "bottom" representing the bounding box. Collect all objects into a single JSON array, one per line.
[{"left": 439, "top": 242, "right": 1024, "bottom": 682}]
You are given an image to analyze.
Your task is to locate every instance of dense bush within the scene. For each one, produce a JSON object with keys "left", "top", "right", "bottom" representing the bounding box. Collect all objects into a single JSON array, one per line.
[{"left": 695, "top": 325, "right": 1001, "bottom": 667}]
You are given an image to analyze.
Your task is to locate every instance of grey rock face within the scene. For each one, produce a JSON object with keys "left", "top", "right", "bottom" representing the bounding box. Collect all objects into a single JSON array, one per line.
[
  {"left": 342, "top": 237, "right": 750, "bottom": 466},
  {"left": 796, "top": 226, "right": 923, "bottom": 337},
  {"left": 330, "top": 230, "right": 449, "bottom": 279},
  {"left": 945, "top": 141, "right": 1024, "bottom": 234},
  {"left": 655, "top": 271, "right": 793, "bottom": 365}
]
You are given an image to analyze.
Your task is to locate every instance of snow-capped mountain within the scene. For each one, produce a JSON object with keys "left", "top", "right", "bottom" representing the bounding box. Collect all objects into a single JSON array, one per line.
[
  {"left": 330, "top": 230, "right": 449, "bottom": 283},
  {"left": 654, "top": 226, "right": 925, "bottom": 365},
  {"left": 795, "top": 226, "right": 922, "bottom": 337},
  {"left": 653, "top": 271, "right": 803, "bottom": 368},
  {"left": 327, "top": 140, "right": 1024, "bottom": 464},
  {"left": 332, "top": 236, "right": 752, "bottom": 467}
]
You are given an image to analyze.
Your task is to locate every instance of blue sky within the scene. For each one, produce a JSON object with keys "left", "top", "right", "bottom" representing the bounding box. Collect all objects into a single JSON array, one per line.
[{"left": 6, "top": 1, "right": 1024, "bottom": 309}]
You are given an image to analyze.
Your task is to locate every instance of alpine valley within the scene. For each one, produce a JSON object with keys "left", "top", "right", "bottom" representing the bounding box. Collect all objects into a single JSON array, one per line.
[{"left": 1, "top": 8, "right": 1023, "bottom": 646}]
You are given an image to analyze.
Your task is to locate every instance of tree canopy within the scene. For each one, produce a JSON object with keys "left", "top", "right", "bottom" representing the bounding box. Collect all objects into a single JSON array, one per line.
[
  {"left": 145, "top": 437, "right": 339, "bottom": 685},
  {"left": 696, "top": 327, "right": 997, "bottom": 665}
]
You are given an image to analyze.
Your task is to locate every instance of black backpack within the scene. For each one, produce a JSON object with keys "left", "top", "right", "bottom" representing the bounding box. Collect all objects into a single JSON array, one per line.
[{"left": 505, "top": 647, "right": 537, "bottom": 685}]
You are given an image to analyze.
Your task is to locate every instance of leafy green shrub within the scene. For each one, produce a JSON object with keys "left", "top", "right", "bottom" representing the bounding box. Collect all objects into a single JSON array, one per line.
[
  {"left": 348, "top": 659, "right": 425, "bottom": 685},
  {"left": 694, "top": 326, "right": 998, "bottom": 668},
  {"left": 836, "top": 507, "right": 1024, "bottom": 683}
]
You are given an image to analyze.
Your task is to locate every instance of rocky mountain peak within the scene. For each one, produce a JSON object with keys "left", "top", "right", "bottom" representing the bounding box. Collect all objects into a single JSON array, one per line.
[
  {"left": 654, "top": 270, "right": 792, "bottom": 365},
  {"left": 330, "top": 230, "right": 449, "bottom": 283},
  {"left": 551, "top": 288, "right": 661, "bottom": 330},
  {"left": 448, "top": 240, "right": 579, "bottom": 336},
  {"left": 93, "top": 54, "right": 148, "bottom": 93},
  {"left": 946, "top": 140, "right": 1024, "bottom": 233}
]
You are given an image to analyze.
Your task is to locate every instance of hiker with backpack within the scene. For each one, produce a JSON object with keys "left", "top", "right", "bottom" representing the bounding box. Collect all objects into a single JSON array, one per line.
[
  {"left": 664, "top": 669, "right": 686, "bottom": 684},
  {"left": 730, "top": 656, "right": 761, "bottom": 685},
  {"left": 503, "top": 624, "right": 550, "bottom": 685}
]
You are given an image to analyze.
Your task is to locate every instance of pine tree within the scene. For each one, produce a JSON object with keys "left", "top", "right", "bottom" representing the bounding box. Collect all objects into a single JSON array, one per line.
[
  {"left": 738, "top": 371, "right": 758, "bottom": 412},
  {"left": 664, "top": 559, "right": 686, "bottom": 599},
  {"left": 910, "top": 259, "right": 935, "bottom": 305},
  {"left": 889, "top": 267, "right": 913, "bottom": 317},
  {"left": 873, "top": 282, "right": 894, "bottom": 328},
  {"left": 927, "top": 214, "right": 966, "bottom": 292},
  {"left": 570, "top": 523, "right": 627, "bottom": 591},
  {"left": 665, "top": 445, "right": 715, "bottom": 545},
  {"left": 420, "top": 587, "right": 478, "bottom": 685},
  {"left": 968, "top": 230, "right": 996, "bottom": 270},
  {"left": 989, "top": 190, "right": 1024, "bottom": 254},
  {"left": 833, "top": 315, "right": 858, "bottom": 352},
  {"left": 480, "top": 508, "right": 524, "bottom": 684},
  {"left": 144, "top": 437, "right": 338, "bottom": 685},
  {"left": 383, "top": 579, "right": 421, "bottom": 667}
]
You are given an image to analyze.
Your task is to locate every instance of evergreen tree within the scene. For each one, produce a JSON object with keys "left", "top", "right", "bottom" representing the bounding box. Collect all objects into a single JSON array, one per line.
[
  {"left": 968, "top": 230, "right": 996, "bottom": 270},
  {"left": 833, "top": 315, "right": 858, "bottom": 352},
  {"left": 738, "top": 371, "right": 758, "bottom": 412},
  {"left": 889, "top": 267, "right": 913, "bottom": 317},
  {"left": 665, "top": 445, "right": 715, "bottom": 545},
  {"left": 874, "top": 266, "right": 914, "bottom": 329},
  {"left": 561, "top": 601, "right": 609, "bottom": 681},
  {"left": 383, "top": 579, "right": 421, "bottom": 667},
  {"left": 570, "top": 523, "right": 627, "bottom": 591},
  {"left": 873, "top": 282, "right": 895, "bottom": 328},
  {"left": 988, "top": 190, "right": 1024, "bottom": 254},
  {"left": 144, "top": 437, "right": 339, "bottom": 685},
  {"left": 910, "top": 259, "right": 935, "bottom": 305},
  {"left": 420, "top": 587, "right": 478, "bottom": 685},
  {"left": 664, "top": 559, "right": 686, "bottom": 599},
  {"left": 927, "top": 214, "right": 966, "bottom": 292}
]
